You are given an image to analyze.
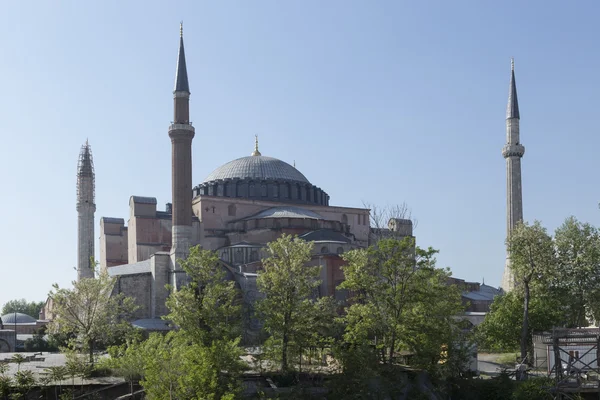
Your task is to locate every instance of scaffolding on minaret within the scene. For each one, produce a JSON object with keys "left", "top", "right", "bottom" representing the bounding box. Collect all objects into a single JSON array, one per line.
[{"left": 77, "top": 140, "right": 95, "bottom": 205}]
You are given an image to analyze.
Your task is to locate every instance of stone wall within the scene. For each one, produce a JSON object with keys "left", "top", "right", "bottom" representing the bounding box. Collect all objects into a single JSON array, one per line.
[
  {"left": 192, "top": 196, "right": 370, "bottom": 247},
  {"left": 0, "top": 330, "right": 16, "bottom": 352},
  {"left": 114, "top": 273, "right": 152, "bottom": 320},
  {"left": 100, "top": 218, "right": 128, "bottom": 271}
]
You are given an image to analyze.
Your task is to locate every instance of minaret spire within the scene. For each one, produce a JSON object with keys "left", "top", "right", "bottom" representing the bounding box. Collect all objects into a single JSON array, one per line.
[
  {"left": 501, "top": 58, "right": 525, "bottom": 292},
  {"left": 174, "top": 22, "right": 190, "bottom": 94},
  {"left": 77, "top": 141, "right": 96, "bottom": 281},
  {"left": 506, "top": 57, "right": 520, "bottom": 120},
  {"left": 169, "top": 23, "right": 195, "bottom": 290}
]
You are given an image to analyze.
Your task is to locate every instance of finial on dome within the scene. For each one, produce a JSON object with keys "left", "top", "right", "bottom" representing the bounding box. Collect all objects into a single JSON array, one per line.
[
  {"left": 180, "top": 21, "right": 183, "bottom": 37},
  {"left": 511, "top": 57, "right": 514, "bottom": 71},
  {"left": 293, "top": 160, "right": 296, "bottom": 168},
  {"left": 251, "top": 134, "right": 261, "bottom": 156}
]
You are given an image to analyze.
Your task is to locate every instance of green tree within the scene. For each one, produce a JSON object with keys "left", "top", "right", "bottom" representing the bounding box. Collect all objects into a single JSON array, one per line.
[
  {"left": 46, "top": 366, "right": 67, "bottom": 400},
  {"left": 1, "top": 299, "right": 45, "bottom": 319},
  {"left": 256, "top": 234, "right": 334, "bottom": 372},
  {"left": 0, "top": 363, "right": 12, "bottom": 400},
  {"left": 12, "top": 370, "right": 35, "bottom": 399},
  {"left": 48, "top": 270, "right": 138, "bottom": 364},
  {"left": 138, "top": 331, "right": 244, "bottom": 400},
  {"left": 477, "top": 290, "right": 564, "bottom": 352},
  {"left": 165, "top": 245, "right": 242, "bottom": 345},
  {"left": 506, "top": 221, "right": 556, "bottom": 362},
  {"left": 340, "top": 237, "right": 464, "bottom": 368},
  {"left": 554, "top": 216, "right": 600, "bottom": 326},
  {"left": 102, "top": 337, "right": 145, "bottom": 396},
  {"left": 9, "top": 355, "right": 25, "bottom": 372}
]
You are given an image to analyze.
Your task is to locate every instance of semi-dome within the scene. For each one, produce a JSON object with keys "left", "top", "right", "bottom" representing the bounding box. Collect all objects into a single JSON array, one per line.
[
  {"left": 1, "top": 312, "right": 37, "bottom": 324},
  {"left": 204, "top": 156, "right": 309, "bottom": 184}
]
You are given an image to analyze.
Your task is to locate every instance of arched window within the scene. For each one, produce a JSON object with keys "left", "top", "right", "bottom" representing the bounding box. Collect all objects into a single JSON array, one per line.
[
  {"left": 321, "top": 246, "right": 328, "bottom": 254},
  {"left": 273, "top": 184, "right": 279, "bottom": 198},
  {"left": 228, "top": 204, "right": 236, "bottom": 217},
  {"left": 261, "top": 184, "right": 267, "bottom": 197},
  {"left": 341, "top": 214, "right": 348, "bottom": 224},
  {"left": 250, "top": 250, "right": 258, "bottom": 262},
  {"left": 336, "top": 247, "right": 344, "bottom": 254},
  {"left": 249, "top": 184, "right": 256, "bottom": 197}
]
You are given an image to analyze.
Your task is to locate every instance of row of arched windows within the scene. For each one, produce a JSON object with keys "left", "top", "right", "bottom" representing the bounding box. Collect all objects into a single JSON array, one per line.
[{"left": 197, "top": 180, "right": 329, "bottom": 205}]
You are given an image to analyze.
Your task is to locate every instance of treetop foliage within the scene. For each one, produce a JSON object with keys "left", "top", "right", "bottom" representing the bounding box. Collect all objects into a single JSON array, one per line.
[{"left": 1, "top": 299, "right": 45, "bottom": 319}]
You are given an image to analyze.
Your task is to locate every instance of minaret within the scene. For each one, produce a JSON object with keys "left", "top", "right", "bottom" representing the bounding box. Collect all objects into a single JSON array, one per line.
[
  {"left": 76, "top": 140, "right": 96, "bottom": 280},
  {"left": 501, "top": 59, "right": 525, "bottom": 291},
  {"left": 169, "top": 23, "right": 195, "bottom": 289}
]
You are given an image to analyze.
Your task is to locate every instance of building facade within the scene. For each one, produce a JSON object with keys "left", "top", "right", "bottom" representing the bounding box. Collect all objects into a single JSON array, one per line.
[{"left": 97, "top": 26, "right": 413, "bottom": 339}]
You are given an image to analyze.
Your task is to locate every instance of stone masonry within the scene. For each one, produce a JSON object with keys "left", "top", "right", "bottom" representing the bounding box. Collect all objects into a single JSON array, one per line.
[
  {"left": 501, "top": 59, "right": 524, "bottom": 292},
  {"left": 76, "top": 140, "right": 96, "bottom": 281}
]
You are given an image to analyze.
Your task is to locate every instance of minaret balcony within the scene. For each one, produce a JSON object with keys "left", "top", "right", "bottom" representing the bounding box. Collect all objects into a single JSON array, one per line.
[
  {"left": 502, "top": 144, "right": 525, "bottom": 158},
  {"left": 169, "top": 123, "right": 195, "bottom": 132}
]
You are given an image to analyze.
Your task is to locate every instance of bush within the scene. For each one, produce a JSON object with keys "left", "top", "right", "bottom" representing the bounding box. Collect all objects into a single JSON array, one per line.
[
  {"left": 24, "top": 334, "right": 58, "bottom": 352},
  {"left": 512, "top": 378, "right": 555, "bottom": 400}
]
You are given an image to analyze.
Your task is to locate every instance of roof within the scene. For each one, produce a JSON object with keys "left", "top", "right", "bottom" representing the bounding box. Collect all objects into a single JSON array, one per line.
[
  {"left": 107, "top": 260, "right": 151, "bottom": 276},
  {"left": 101, "top": 217, "right": 125, "bottom": 225},
  {"left": 204, "top": 156, "right": 310, "bottom": 184},
  {"left": 462, "top": 291, "right": 495, "bottom": 301},
  {"left": 174, "top": 28, "right": 189, "bottom": 93},
  {"left": 1, "top": 313, "right": 37, "bottom": 324},
  {"left": 227, "top": 241, "right": 264, "bottom": 248},
  {"left": 506, "top": 60, "right": 520, "bottom": 119},
  {"left": 130, "top": 196, "right": 157, "bottom": 205},
  {"left": 299, "top": 229, "right": 351, "bottom": 244},
  {"left": 132, "top": 318, "right": 172, "bottom": 331},
  {"left": 243, "top": 206, "right": 323, "bottom": 221}
]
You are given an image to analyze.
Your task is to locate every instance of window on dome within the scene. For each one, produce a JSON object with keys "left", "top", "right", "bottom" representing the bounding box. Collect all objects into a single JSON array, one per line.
[
  {"left": 321, "top": 246, "right": 328, "bottom": 254},
  {"left": 261, "top": 184, "right": 267, "bottom": 197},
  {"left": 283, "top": 183, "right": 290, "bottom": 199},
  {"left": 249, "top": 184, "right": 255, "bottom": 197}
]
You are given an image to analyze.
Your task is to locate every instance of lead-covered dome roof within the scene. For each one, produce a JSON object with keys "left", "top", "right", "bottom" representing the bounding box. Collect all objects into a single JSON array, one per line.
[
  {"left": 1, "top": 312, "right": 37, "bottom": 324},
  {"left": 204, "top": 156, "right": 309, "bottom": 184},
  {"left": 194, "top": 138, "right": 330, "bottom": 206}
]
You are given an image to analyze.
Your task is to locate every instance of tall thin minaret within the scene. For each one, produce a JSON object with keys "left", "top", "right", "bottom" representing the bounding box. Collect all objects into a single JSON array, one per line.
[
  {"left": 77, "top": 140, "right": 96, "bottom": 281},
  {"left": 501, "top": 59, "right": 525, "bottom": 291},
  {"left": 169, "top": 23, "right": 195, "bottom": 289}
]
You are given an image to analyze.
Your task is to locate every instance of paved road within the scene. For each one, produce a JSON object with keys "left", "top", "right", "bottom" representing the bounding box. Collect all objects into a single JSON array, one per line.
[{"left": 0, "top": 352, "right": 121, "bottom": 385}]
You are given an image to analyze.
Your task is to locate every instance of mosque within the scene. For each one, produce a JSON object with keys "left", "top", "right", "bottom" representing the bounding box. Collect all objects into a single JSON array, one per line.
[
  {"left": 36, "top": 25, "right": 522, "bottom": 345},
  {"left": 66, "top": 26, "right": 414, "bottom": 337}
]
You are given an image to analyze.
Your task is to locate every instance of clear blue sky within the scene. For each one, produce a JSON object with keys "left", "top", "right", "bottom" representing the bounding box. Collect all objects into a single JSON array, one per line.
[{"left": 1, "top": 1, "right": 599, "bottom": 309}]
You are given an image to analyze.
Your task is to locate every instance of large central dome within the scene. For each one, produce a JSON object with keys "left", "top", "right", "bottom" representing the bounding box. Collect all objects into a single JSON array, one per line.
[
  {"left": 194, "top": 138, "right": 329, "bottom": 206},
  {"left": 204, "top": 155, "right": 309, "bottom": 184}
]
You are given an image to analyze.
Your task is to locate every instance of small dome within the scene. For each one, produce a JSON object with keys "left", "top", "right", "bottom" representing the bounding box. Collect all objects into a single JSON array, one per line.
[
  {"left": 203, "top": 156, "right": 309, "bottom": 184},
  {"left": 1, "top": 312, "right": 37, "bottom": 324}
]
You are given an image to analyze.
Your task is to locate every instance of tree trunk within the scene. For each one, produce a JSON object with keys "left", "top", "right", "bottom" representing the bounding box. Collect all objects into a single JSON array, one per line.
[
  {"left": 282, "top": 330, "right": 289, "bottom": 372},
  {"left": 520, "top": 282, "right": 530, "bottom": 364},
  {"left": 388, "top": 332, "right": 396, "bottom": 364},
  {"left": 89, "top": 339, "right": 95, "bottom": 365}
]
